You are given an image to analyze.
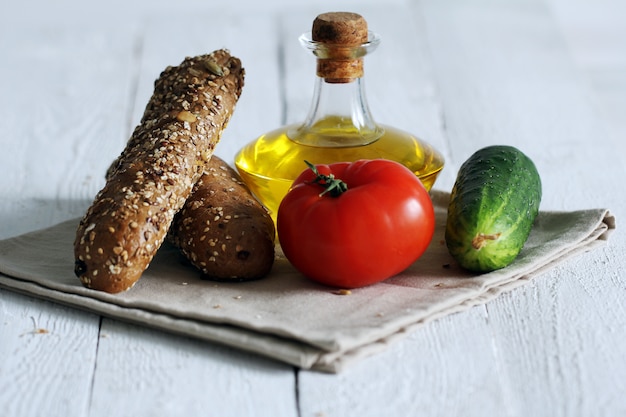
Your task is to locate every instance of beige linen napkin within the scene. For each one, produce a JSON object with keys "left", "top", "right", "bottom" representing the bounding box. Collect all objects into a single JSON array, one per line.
[{"left": 0, "top": 191, "right": 615, "bottom": 373}]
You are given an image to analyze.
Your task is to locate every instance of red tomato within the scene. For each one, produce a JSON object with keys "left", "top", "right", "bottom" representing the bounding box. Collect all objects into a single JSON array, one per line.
[{"left": 277, "top": 159, "right": 435, "bottom": 288}]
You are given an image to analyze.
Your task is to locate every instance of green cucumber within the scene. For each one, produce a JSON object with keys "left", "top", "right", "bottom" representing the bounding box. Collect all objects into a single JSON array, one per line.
[{"left": 445, "top": 145, "right": 542, "bottom": 272}]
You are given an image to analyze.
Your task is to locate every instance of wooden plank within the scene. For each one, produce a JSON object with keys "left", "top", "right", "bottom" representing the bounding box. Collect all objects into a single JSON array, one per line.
[
  {"left": 420, "top": 0, "right": 624, "bottom": 210},
  {"left": 83, "top": 11, "right": 299, "bottom": 417},
  {"left": 419, "top": 1, "right": 626, "bottom": 416},
  {"left": 485, "top": 256, "right": 626, "bottom": 416},
  {"left": 548, "top": 0, "right": 626, "bottom": 141},
  {"left": 0, "top": 290, "right": 101, "bottom": 417},
  {"left": 291, "top": 5, "right": 508, "bottom": 416},
  {"left": 297, "top": 1, "right": 626, "bottom": 416},
  {"left": 89, "top": 320, "right": 297, "bottom": 417},
  {"left": 124, "top": 12, "right": 284, "bottom": 164},
  {"left": 0, "top": 19, "right": 134, "bottom": 417},
  {"left": 299, "top": 308, "right": 515, "bottom": 417},
  {"left": 0, "top": 7, "right": 297, "bottom": 417},
  {"left": 0, "top": 21, "right": 136, "bottom": 239}
]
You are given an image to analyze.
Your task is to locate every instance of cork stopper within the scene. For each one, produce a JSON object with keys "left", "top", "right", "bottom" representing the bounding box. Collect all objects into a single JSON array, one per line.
[{"left": 312, "top": 12, "right": 369, "bottom": 83}]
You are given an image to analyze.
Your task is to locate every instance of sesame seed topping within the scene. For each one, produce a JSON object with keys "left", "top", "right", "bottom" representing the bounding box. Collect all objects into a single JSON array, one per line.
[{"left": 74, "top": 51, "right": 244, "bottom": 292}]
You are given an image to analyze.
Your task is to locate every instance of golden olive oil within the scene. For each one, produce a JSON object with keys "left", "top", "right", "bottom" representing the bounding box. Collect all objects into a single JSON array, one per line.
[{"left": 235, "top": 116, "right": 444, "bottom": 224}]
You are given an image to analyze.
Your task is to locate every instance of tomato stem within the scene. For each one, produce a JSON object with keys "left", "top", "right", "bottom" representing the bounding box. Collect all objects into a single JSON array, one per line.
[{"left": 305, "top": 160, "right": 348, "bottom": 198}]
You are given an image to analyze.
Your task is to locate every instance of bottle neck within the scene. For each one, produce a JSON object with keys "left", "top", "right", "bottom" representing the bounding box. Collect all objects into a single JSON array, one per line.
[{"left": 288, "top": 75, "right": 382, "bottom": 147}]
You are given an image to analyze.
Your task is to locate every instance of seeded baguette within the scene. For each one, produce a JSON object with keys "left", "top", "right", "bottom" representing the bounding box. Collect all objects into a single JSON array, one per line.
[
  {"left": 169, "top": 156, "right": 275, "bottom": 281},
  {"left": 74, "top": 49, "right": 245, "bottom": 293}
]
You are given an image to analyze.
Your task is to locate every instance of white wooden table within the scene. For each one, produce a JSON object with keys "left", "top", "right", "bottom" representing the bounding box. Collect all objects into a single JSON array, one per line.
[{"left": 1, "top": 0, "right": 625, "bottom": 416}]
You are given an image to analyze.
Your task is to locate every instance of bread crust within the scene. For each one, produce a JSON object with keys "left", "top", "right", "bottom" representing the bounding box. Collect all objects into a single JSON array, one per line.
[
  {"left": 74, "top": 50, "right": 244, "bottom": 293},
  {"left": 169, "top": 156, "right": 275, "bottom": 281}
]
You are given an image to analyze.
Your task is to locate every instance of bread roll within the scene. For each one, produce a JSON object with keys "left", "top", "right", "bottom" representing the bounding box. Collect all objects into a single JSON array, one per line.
[
  {"left": 169, "top": 156, "right": 275, "bottom": 281},
  {"left": 74, "top": 49, "right": 244, "bottom": 293}
]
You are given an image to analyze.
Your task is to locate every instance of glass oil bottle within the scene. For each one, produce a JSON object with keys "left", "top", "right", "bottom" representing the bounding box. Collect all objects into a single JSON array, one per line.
[{"left": 235, "top": 12, "right": 445, "bottom": 224}]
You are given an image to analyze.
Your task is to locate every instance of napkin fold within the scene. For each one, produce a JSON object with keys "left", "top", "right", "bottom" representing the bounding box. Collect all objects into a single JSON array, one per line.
[{"left": 0, "top": 191, "right": 615, "bottom": 372}]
